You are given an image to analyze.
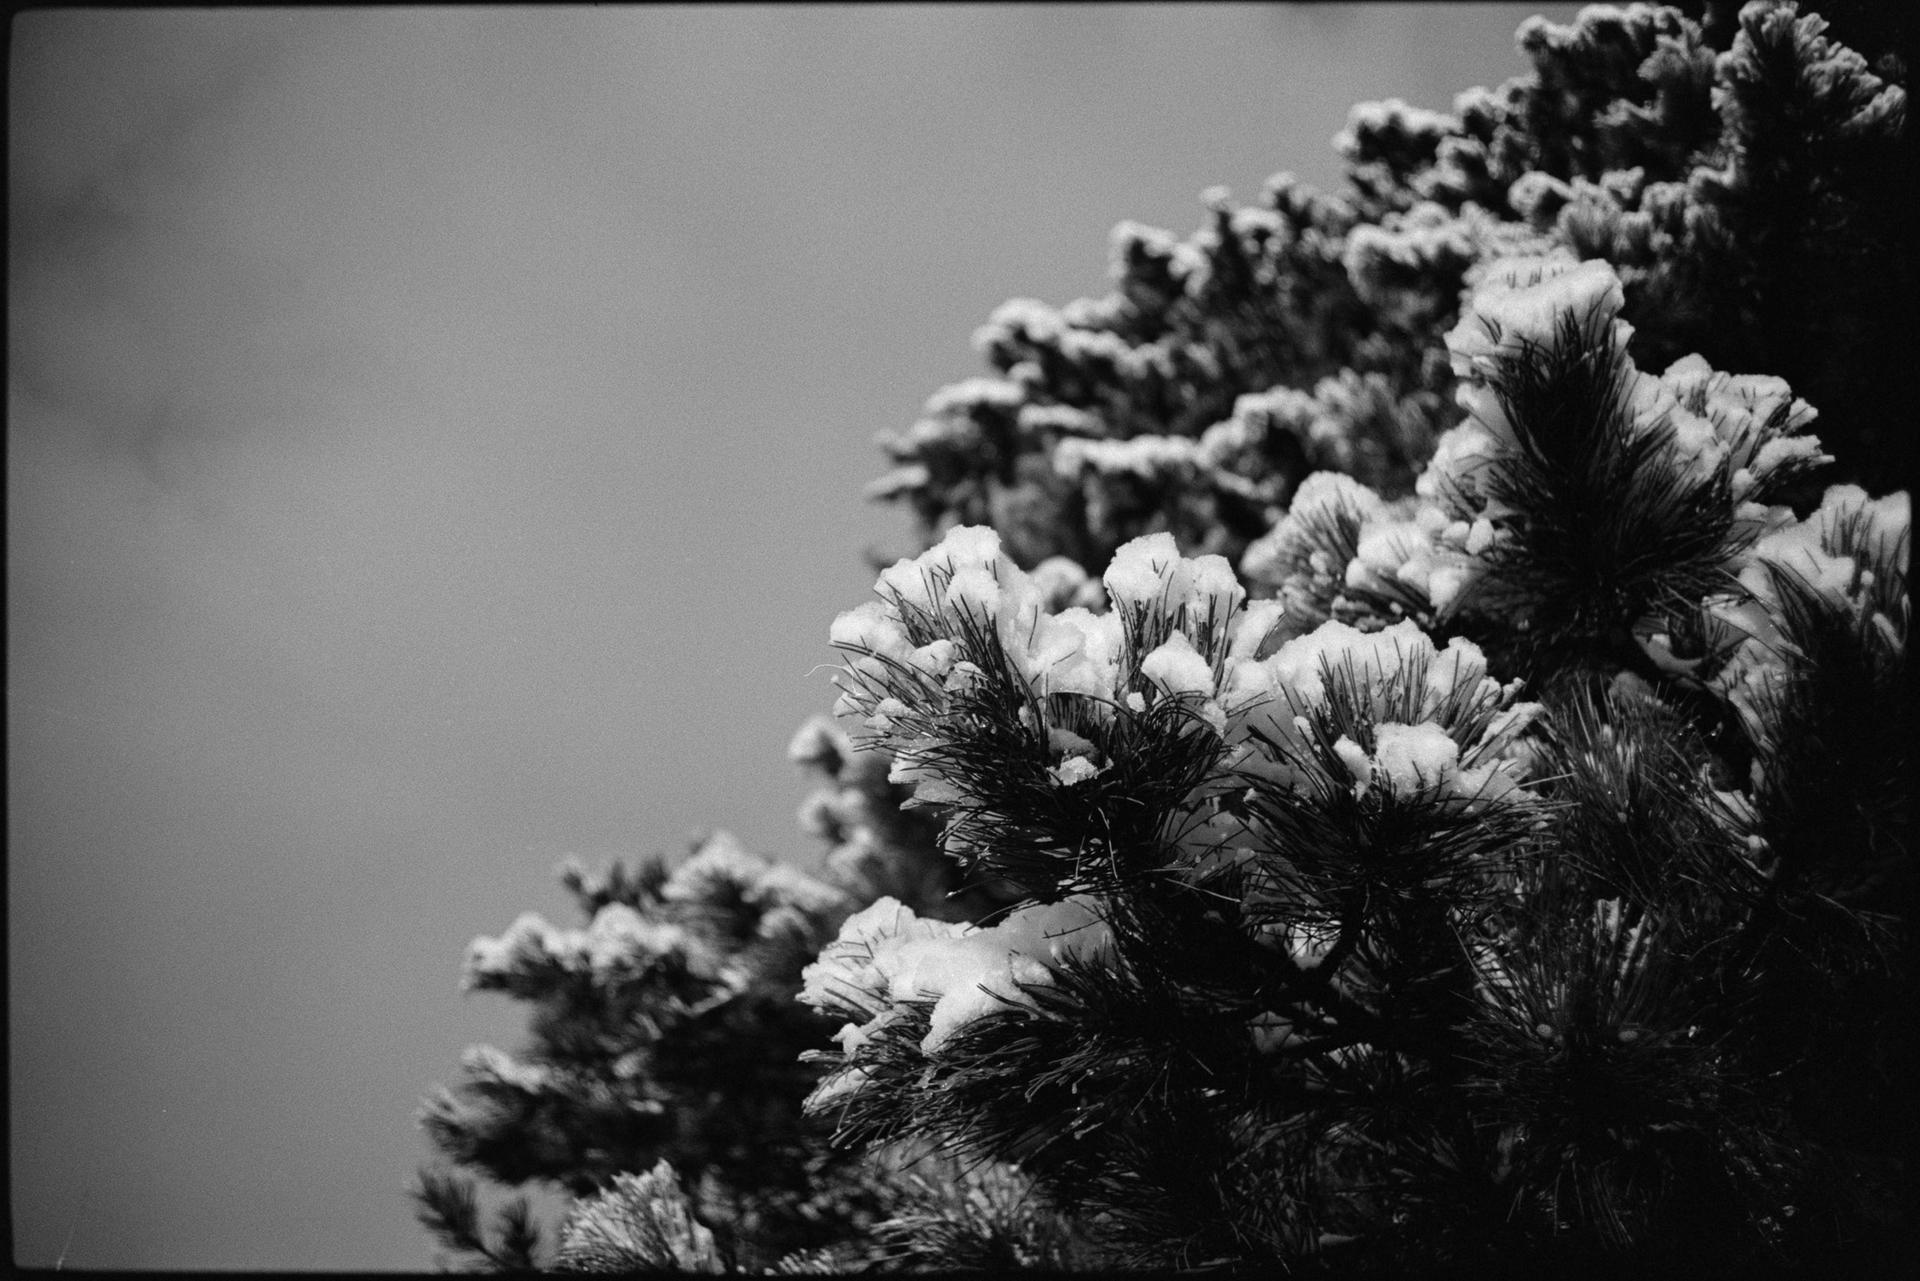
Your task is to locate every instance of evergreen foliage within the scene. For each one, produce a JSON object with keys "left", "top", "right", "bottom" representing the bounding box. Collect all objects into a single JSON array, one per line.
[
  {"left": 418, "top": 2, "right": 1910, "bottom": 1273},
  {"left": 413, "top": 834, "right": 891, "bottom": 1270},
  {"left": 552, "top": 1162, "right": 726, "bottom": 1273}
]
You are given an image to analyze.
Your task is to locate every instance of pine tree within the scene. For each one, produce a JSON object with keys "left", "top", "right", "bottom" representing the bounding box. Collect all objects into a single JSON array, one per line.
[{"left": 417, "top": 2, "right": 1910, "bottom": 1272}]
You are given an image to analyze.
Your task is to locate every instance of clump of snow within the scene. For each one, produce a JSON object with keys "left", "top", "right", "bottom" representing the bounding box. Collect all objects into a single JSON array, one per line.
[
  {"left": 1141, "top": 630, "right": 1217, "bottom": 699},
  {"left": 1217, "top": 617, "right": 1532, "bottom": 807},
  {"left": 1235, "top": 618, "right": 1484, "bottom": 714},
  {"left": 661, "top": 831, "right": 847, "bottom": 922},
  {"left": 1103, "top": 532, "right": 1184, "bottom": 613},
  {"left": 1342, "top": 506, "right": 1473, "bottom": 613},
  {"left": 974, "top": 298, "right": 1063, "bottom": 352},
  {"left": 1109, "top": 219, "right": 1181, "bottom": 276},
  {"left": 799, "top": 897, "right": 967, "bottom": 1018},
  {"left": 1184, "top": 553, "right": 1247, "bottom": 639},
  {"left": 1325, "top": 720, "right": 1524, "bottom": 805},
  {"left": 787, "top": 715, "right": 847, "bottom": 771},
  {"left": 465, "top": 893, "right": 742, "bottom": 994},
  {"left": 1017, "top": 403, "right": 1100, "bottom": 439},
  {"left": 870, "top": 525, "right": 1015, "bottom": 626},
  {"left": 1054, "top": 435, "right": 1200, "bottom": 480},
  {"left": 831, "top": 600, "right": 911, "bottom": 661},
  {"left": 1621, "top": 354, "right": 1828, "bottom": 493},
  {"left": 661, "top": 831, "right": 766, "bottom": 903},
  {"left": 1446, "top": 255, "right": 1626, "bottom": 376},
  {"left": 1103, "top": 532, "right": 1247, "bottom": 641},
  {"left": 1709, "top": 483, "right": 1910, "bottom": 743},
  {"left": 842, "top": 524, "right": 1084, "bottom": 730},
  {"left": 1010, "top": 605, "right": 1124, "bottom": 700},
  {"left": 1416, "top": 420, "right": 1502, "bottom": 507},
  {"left": 799, "top": 895, "right": 1113, "bottom": 1067},
  {"left": 1226, "top": 599, "right": 1288, "bottom": 663},
  {"left": 584, "top": 904, "right": 694, "bottom": 976},
  {"left": 1335, "top": 97, "right": 1460, "bottom": 160},
  {"left": 1440, "top": 257, "right": 1629, "bottom": 465},
  {"left": 1371, "top": 721, "right": 1462, "bottom": 793},
  {"left": 464, "top": 911, "right": 566, "bottom": 987},
  {"left": 1243, "top": 470, "right": 1388, "bottom": 589},
  {"left": 921, "top": 376, "right": 1024, "bottom": 418},
  {"left": 1332, "top": 735, "right": 1373, "bottom": 790},
  {"left": 1049, "top": 755, "right": 1106, "bottom": 787},
  {"left": 462, "top": 1044, "right": 551, "bottom": 1092},
  {"left": 944, "top": 564, "right": 1005, "bottom": 619}
]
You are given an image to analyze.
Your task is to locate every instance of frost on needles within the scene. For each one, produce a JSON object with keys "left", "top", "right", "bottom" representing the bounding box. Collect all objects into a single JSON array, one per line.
[{"left": 416, "top": 2, "right": 1910, "bottom": 1274}]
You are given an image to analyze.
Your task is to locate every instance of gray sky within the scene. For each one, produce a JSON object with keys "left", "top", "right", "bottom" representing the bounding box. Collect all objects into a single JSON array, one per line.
[{"left": 8, "top": 5, "right": 1574, "bottom": 1268}]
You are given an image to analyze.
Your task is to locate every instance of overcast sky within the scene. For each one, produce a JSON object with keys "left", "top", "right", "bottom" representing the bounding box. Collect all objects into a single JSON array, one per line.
[{"left": 9, "top": 5, "right": 1575, "bottom": 1268}]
